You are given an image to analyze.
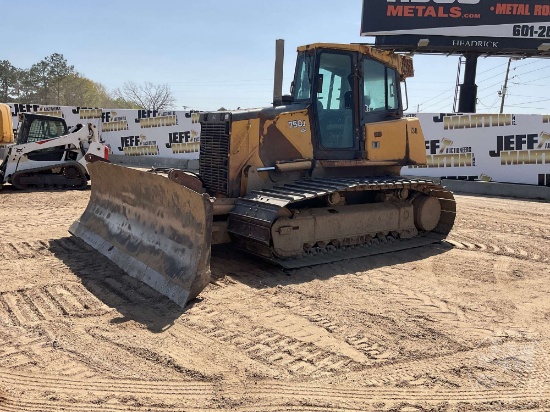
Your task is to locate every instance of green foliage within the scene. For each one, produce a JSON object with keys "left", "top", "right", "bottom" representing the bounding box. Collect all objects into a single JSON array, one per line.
[
  {"left": 1, "top": 53, "right": 141, "bottom": 108},
  {"left": 0, "top": 60, "right": 18, "bottom": 101}
]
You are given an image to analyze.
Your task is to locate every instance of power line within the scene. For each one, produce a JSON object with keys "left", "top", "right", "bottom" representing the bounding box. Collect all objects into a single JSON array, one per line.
[
  {"left": 520, "top": 73, "right": 550, "bottom": 84},
  {"left": 513, "top": 66, "right": 548, "bottom": 77},
  {"left": 476, "top": 61, "right": 508, "bottom": 76},
  {"left": 418, "top": 90, "right": 455, "bottom": 111},
  {"left": 507, "top": 97, "right": 550, "bottom": 105},
  {"left": 510, "top": 82, "right": 550, "bottom": 87}
]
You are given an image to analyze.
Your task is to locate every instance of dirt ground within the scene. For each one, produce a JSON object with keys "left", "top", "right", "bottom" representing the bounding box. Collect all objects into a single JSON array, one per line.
[{"left": 0, "top": 186, "right": 549, "bottom": 411}]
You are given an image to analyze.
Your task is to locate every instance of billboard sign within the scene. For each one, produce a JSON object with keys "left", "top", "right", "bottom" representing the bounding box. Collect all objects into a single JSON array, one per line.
[{"left": 361, "top": 0, "right": 550, "bottom": 54}]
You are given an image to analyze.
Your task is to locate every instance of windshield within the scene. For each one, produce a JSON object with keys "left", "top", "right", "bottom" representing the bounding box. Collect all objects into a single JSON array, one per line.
[{"left": 16, "top": 115, "right": 68, "bottom": 144}]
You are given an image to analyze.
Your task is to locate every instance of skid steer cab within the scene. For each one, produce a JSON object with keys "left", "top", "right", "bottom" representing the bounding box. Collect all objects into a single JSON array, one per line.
[{"left": 0, "top": 113, "right": 109, "bottom": 190}]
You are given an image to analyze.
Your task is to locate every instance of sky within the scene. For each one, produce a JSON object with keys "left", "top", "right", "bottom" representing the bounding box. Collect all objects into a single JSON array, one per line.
[{"left": 3, "top": 0, "right": 550, "bottom": 114}]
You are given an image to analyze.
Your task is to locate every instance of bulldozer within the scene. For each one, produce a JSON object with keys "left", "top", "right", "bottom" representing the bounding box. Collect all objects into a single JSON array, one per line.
[
  {"left": 0, "top": 107, "right": 108, "bottom": 190},
  {"left": 70, "top": 41, "right": 456, "bottom": 307}
]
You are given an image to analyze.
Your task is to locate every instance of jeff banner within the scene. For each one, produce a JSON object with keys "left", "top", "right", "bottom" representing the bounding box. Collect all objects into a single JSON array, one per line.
[
  {"left": 7, "top": 103, "right": 201, "bottom": 162},
  {"left": 403, "top": 112, "right": 550, "bottom": 187},
  {"left": 4, "top": 104, "right": 550, "bottom": 186}
]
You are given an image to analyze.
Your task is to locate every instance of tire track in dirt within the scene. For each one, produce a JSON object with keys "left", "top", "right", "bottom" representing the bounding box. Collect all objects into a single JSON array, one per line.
[
  {"left": 1, "top": 368, "right": 549, "bottom": 411},
  {"left": 332, "top": 339, "right": 550, "bottom": 389},
  {"left": 361, "top": 272, "right": 533, "bottom": 341},
  {"left": 247, "top": 289, "right": 398, "bottom": 363},
  {"left": 0, "top": 283, "right": 108, "bottom": 327},
  {"left": 446, "top": 235, "right": 550, "bottom": 263},
  {"left": 206, "top": 253, "right": 542, "bottom": 389},
  {"left": 0, "top": 329, "right": 39, "bottom": 370},
  {"left": 207, "top": 247, "right": 534, "bottom": 381},
  {"left": 209, "top": 257, "right": 451, "bottom": 367},
  {"left": 0, "top": 236, "right": 97, "bottom": 261},
  {"left": 181, "top": 299, "right": 363, "bottom": 378},
  {"left": 454, "top": 213, "right": 549, "bottom": 239}
]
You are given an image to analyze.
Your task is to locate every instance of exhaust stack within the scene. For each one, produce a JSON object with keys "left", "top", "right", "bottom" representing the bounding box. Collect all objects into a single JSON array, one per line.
[{"left": 273, "top": 39, "right": 284, "bottom": 106}]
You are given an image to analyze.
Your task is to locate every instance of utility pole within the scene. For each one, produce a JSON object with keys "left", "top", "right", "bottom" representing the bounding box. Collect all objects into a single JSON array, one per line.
[
  {"left": 458, "top": 52, "right": 479, "bottom": 113},
  {"left": 499, "top": 58, "right": 512, "bottom": 114}
]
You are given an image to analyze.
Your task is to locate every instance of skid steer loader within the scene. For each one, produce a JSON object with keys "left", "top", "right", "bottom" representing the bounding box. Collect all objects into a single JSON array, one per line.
[
  {"left": 0, "top": 110, "right": 108, "bottom": 190},
  {"left": 70, "top": 42, "right": 456, "bottom": 307}
]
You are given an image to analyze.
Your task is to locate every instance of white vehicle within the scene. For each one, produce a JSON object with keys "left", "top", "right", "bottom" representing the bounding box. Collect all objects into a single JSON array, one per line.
[{"left": 0, "top": 112, "right": 108, "bottom": 190}]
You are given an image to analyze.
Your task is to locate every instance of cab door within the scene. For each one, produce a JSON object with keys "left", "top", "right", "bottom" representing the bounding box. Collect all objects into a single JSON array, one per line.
[
  {"left": 361, "top": 58, "right": 408, "bottom": 162},
  {"left": 312, "top": 51, "right": 359, "bottom": 160}
]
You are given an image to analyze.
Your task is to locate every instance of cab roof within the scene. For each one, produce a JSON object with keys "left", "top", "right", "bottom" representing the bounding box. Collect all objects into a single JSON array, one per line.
[{"left": 296, "top": 43, "right": 414, "bottom": 79}]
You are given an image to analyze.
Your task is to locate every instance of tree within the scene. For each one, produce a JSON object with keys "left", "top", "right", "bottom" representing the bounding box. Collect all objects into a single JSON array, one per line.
[
  {"left": 59, "top": 73, "right": 106, "bottom": 106},
  {"left": 25, "top": 60, "right": 49, "bottom": 103},
  {"left": 21, "top": 53, "right": 75, "bottom": 105},
  {"left": 113, "top": 81, "right": 176, "bottom": 110},
  {"left": 0, "top": 60, "right": 19, "bottom": 102},
  {"left": 0, "top": 54, "right": 145, "bottom": 109},
  {"left": 46, "top": 53, "right": 74, "bottom": 104},
  {"left": 59, "top": 74, "right": 139, "bottom": 108}
]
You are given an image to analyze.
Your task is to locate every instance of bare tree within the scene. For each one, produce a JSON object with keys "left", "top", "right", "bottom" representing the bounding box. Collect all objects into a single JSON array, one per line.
[{"left": 114, "top": 81, "right": 176, "bottom": 111}]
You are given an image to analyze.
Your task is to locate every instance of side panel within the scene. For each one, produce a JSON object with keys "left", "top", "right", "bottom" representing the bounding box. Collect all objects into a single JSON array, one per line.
[
  {"left": 365, "top": 119, "right": 407, "bottom": 162},
  {"left": 259, "top": 109, "right": 313, "bottom": 165},
  {"left": 406, "top": 117, "right": 427, "bottom": 165},
  {"left": 229, "top": 118, "right": 261, "bottom": 197},
  {"left": 364, "top": 117, "right": 427, "bottom": 166},
  {"left": 228, "top": 108, "right": 314, "bottom": 196}
]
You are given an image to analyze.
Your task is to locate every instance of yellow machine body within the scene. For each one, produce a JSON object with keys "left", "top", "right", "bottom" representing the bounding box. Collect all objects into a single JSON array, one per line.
[{"left": 72, "top": 43, "right": 456, "bottom": 308}]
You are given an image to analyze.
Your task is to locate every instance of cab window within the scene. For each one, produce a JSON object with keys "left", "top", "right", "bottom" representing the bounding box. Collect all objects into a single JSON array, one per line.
[
  {"left": 363, "top": 59, "right": 399, "bottom": 113},
  {"left": 27, "top": 118, "right": 67, "bottom": 142},
  {"left": 292, "top": 53, "right": 312, "bottom": 101}
]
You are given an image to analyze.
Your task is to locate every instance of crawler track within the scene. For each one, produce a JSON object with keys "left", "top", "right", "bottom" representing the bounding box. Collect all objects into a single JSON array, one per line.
[
  {"left": 229, "top": 176, "right": 456, "bottom": 267},
  {"left": 10, "top": 162, "right": 88, "bottom": 190}
]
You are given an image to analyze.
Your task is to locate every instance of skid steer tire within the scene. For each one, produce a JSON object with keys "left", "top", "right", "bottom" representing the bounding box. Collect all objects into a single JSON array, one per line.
[{"left": 69, "top": 162, "right": 213, "bottom": 307}]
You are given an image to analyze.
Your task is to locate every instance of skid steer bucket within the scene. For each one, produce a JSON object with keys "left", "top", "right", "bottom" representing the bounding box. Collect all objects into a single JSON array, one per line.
[{"left": 69, "top": 162, "right": 213, "bottom": 307}]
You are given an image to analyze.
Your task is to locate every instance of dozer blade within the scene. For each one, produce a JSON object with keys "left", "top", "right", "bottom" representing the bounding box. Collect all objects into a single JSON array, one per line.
[{"left": 69, "top": 162, "right": 213, "bottom": 308}]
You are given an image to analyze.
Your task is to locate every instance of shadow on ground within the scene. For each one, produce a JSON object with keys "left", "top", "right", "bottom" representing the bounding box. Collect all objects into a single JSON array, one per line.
[
  {"left": 210, "top": 241, "right": 454, "bottom": 291},
  {"left": 49, "top": 233, "right": 453, "bottom": 331},
  {"left": 48, "top": 236, "right": 184, "bottom": 333}
]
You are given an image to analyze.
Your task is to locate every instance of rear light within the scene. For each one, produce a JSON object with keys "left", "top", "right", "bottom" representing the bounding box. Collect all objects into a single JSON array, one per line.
[{"left": 104, "top": 146, "right": 109, "bottom": 160}]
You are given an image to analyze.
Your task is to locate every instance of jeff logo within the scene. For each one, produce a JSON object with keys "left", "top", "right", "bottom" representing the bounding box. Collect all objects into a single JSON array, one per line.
[
  {"left": 185, "top": 110, "right": 200, "bottom": 124},
  {"left": 10, "top": 104, "right": 64, "bottom": 118},
  {"left": 135, "top": 110, "right": 178, "bottom": 128},
  {"left": 489, "top": 132, "right": 550, "bottom": 165},
  {"left": 10, "top": 104, "right": 40, "bottom": 116},
  {"left": 433, "top": 113, "right": 515, "bottom": 130},
  {"left": 102, "top": 111, "right": 129, "bottom": 132},
  {"left": 118, "top": 134, "right": 159, "bottom": 156},
  {"left": 166, "top": 130, "right": 200, "bottom": 154},
  {"left": 418, "top": 139, "right": 474, "bottom": 168},
  {"left": 72, "top": 107, "right": 102, "bottom": 119},
  {"left": 36, "top": 107, "right": 63, "bottom": 118}
]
